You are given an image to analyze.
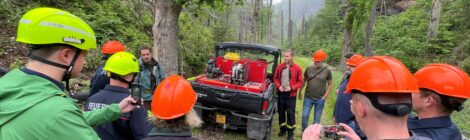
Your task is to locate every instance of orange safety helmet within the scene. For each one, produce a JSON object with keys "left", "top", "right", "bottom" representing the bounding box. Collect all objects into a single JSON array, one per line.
[
  {"left": 414, "top": 64, "right": 470, "bottom": 99},
  {"left": 312, "top": 50, "right": 327, "bottom": 62},
  {"left": 346, "top": 56, "right": 419, "bottom": 94},
  {"left": 101, "top": 41, "right": 126, "bottom": 54},
  {"left": 346, "top": 54, "right": 364, "bottom": 67},
  {"left": 151, "top": 75, "right": 197, "bottom": 120}
]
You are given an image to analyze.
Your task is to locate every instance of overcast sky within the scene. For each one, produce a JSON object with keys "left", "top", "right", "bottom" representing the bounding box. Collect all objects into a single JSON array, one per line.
[{"left": 273, "top": 0, "right": 282, "bottom": 4}]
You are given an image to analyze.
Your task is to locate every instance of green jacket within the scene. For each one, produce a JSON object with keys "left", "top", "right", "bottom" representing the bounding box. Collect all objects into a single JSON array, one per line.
[{"left": 0, "top": 69, "right": 122, "bottom": 140}]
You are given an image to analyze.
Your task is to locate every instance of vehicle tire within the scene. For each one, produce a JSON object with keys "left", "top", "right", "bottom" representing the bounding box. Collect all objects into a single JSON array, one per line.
[{"left": 247, "top": 113, "right": 273, "bottom": 140}]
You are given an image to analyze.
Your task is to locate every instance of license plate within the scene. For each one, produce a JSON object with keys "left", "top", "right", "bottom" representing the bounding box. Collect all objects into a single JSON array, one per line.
[{"left": 216, "top": 114, "right": 226, "bottom": 124}]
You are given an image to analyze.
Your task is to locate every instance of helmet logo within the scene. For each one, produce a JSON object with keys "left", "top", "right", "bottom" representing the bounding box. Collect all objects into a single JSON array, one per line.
[{"left": 63, "top": 37, "right": 83, "bottom": 44}]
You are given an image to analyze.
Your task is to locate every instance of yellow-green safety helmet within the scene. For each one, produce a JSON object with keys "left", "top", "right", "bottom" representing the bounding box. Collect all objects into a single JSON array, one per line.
[
  {"left": 16, "top": 7, "right": 96, "bottom": 50},
  {"left": 103, "top": 52, "right": 140, "bottom": 76}
]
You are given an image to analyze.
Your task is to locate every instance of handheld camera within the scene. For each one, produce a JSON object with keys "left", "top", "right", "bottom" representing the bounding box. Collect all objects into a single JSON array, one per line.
[{"left": 130, "top": 84, "right": 142, "bottom": 105}]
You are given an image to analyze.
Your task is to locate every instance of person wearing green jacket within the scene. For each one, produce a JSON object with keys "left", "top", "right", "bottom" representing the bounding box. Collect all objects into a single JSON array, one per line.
[{"left": 0, "top": 7, "right": 140, "bottom": 140}]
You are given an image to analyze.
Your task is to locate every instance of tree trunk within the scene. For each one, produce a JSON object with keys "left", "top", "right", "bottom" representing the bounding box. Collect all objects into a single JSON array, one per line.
[
  {"left": 281, "top": 10, "right": 284, "bottom": 47},
  {"left": 246, "top": 1, "right": 252, "bottom": 43},
  {"left": 298, "top": 25, "right": 301, "bottom": 41},
  {"left": 301, "top": 15, "right": 305, "bottom": 42},
  {"left": 251, "top": 0, "right": 261, "bottom": 43},
  {"left": 239, "top": 9, "right": 244, "bottom": 43},
  {"left": 288, "top": 0, "right": 292, "bottom": 49},
  {"left": 225, "top": 0, "right": 234, "bottom": 24},
  {"left": 427, "top": 0, "right": 441, "bottom": 42},
  {"left": 258, "top": 0, "right": 262, "bottom": 44},
  {"left": 153, "top": 0, "right": 182, "bottom": 75},
  {"left": 266, "top": 0, "right": 273, "bottom": 44},
  {"left": 342, "top": 28, "right": 352, "bottom": 70},
  {"left": 288, "top": 19, "right": 292, "bottom": 48},
  {"left": 339, "top": 0, "right": 349, "bottom": 19},
  {"left": 341, "top": 0, "right": 352, "bottom": 71},
  {"left": 304, "top": 16, "right": 307, "bottom": 44},
  {"left": 364, "top": 0, "right": 382, "bottom": 57},
  {"left": 245, "top": 12, "right": 250, "bottom": 43}
]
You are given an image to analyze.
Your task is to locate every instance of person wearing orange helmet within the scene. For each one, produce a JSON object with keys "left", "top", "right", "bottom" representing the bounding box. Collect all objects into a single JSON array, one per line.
[
  {"left": 339, "top": 52, "right": 356, "bottom": 84},
  {"left": 408, "top": 64, "right": 470, "bottom": 140},
  {"left": 273, "top": 49, "right": 304, "bottom": 140},
  {"left": 302, "top": 56, "right": 431, "bottom": 140},
  {"left": 89, "top": 40, "right": 126, "bottom": 97},
  {"left": 144, "top": 75, "right": 202, "bottom": 140},
  {"left": 332, "top": 54, "right": 366, "bottom": 138},
  {"left": 300, "top": 50, "right": 333, "bottom": 132},
  {"left": 334, "top": 52, "right": 355, "bottom": 96}
]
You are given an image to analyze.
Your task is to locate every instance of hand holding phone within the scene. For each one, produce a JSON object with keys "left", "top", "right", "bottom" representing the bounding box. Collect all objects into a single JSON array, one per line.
[
  {"left": 321, "top": 125, "right": 345, "bottom": 140},
  {"left": 130, "top": 84, "right": 142, "bottom": 105}
]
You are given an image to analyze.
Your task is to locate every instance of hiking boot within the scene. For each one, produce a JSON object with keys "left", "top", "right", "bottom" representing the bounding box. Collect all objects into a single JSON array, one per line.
[
  {"left": 287, "top": 134, "right": 294, "bottom": 140},
  {"left": 287, "top": 129, "right": 294, "bottom": 140},
  {"left": 278, "top": 129, "right": 286, "bottom": 137}
]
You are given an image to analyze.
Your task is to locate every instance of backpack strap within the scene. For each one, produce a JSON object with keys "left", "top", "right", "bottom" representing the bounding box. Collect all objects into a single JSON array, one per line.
[{"left": 306, "top": 67, "right": 327, "bottom": 83}]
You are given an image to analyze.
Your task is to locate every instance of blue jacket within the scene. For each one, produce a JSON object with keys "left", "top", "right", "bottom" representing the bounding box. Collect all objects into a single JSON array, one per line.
[
  {"left": 85, "top": 85, "right": 152, "bottom": 140},
  {"left": 89, "top": 65, "right": 110, "bottom": 97},
  {"left": 333, "top": 74, "right": 354, "bottom": 124},
  {"left": 408, "top": 116, "right": 462, "bottom": 140},
  {"left": 137, "top": 58, "right": 165, "bottom": 101}
]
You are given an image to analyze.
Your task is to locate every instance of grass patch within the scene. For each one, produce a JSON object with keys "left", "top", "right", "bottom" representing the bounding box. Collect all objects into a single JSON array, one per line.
[
  {"left": 452, "top": 101, "right": 470, "bottom": 134},
  {"left": 193, "top": 57, "right": 344, "bottom": 139}
]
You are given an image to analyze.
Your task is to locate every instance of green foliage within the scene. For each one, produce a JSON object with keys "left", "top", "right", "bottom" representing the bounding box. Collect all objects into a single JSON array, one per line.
[
  {"left": 1, "top": 0, "right": 245, "bottom": 75},
  {"left": 178, "top": 12, "right": 215, "bottom": 75},
  {"left": 212, "top": 20, "right": 235, "bottom": 42},
  {"left": 0, "top": 1, "right": 38, "bottom": 26},
  {"left": 291, "top": 0, "right": 470, "bottom": 133},
  {"left": 461, "top": 58, "right": 470, "bottom": 74},
  {"left": 70, "top": 0, "right": 154, "bottom": 50},
  {"left": 346, "top": 0, "right": 374, "bottom": 31},
  {"left": 371, "top": 2, "right": 430, "bottom": 71},
  {"left": 371, "top": 0, "right": 464, "bottom": 71},
  {"left": 293, "top": 0, "right": 470, "bottom": 73},
  {"left": 1, "top": 0, "right": 153, "bottom": 72},
  {"left": 174, "top": 0, "right": 248, "bottom": 75},
  {"left": 84, "top": 51, "right": 103, "bottom": 71},
  {"left": 451, "top": 101, "right": 470, "bottom": 134},
  {"left": 75, "top": 0, "right": 153, "bottom": 71}
]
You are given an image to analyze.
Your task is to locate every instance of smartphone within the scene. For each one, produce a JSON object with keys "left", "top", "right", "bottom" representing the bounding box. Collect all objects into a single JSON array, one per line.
[
  {"left": 130, "top": 84, "right": 142, "bottom": 105},
  {"left": 321, "top": 125, "right": 345, "bottom": 140}
]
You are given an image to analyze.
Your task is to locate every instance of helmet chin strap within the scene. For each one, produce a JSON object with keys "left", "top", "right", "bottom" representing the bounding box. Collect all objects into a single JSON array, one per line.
[
  {"left": 358, "top": 93, "right": 412, "bottom": 116},
  {"left": 110, "top": 73, "right": 136, "bottom": 88},
  {"left": 29, "top": 48, "right": 82, "bottom": 93},
  {"left": 63, "top": 49, "right": 81, "bottom": 93}
]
